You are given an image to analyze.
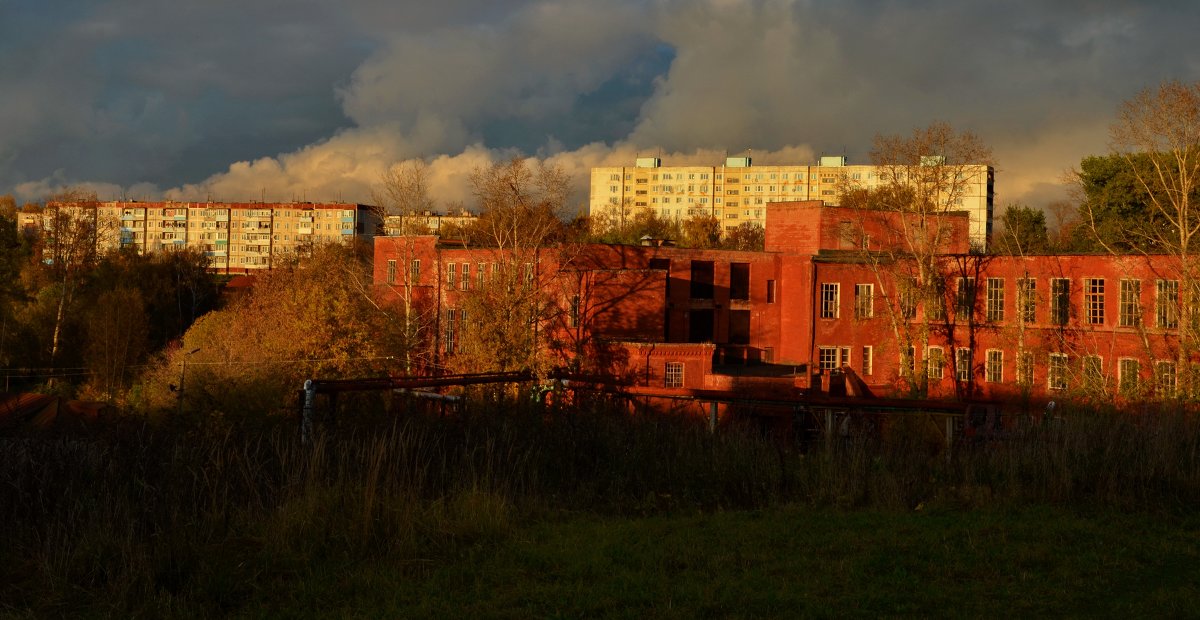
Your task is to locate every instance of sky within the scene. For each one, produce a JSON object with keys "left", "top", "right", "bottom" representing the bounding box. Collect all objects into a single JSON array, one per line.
[{"left": 2, "top": 0, "right": 1198, "bottom": 213}]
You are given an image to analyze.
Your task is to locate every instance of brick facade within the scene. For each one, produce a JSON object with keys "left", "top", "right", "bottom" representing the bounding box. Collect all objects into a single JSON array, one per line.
[{"left": 375, "top": 200, "right": 1190, "bottom": 405}]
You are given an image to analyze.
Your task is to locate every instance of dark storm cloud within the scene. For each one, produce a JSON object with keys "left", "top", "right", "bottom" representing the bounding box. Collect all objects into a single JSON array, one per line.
[{"left": 2, "top": 0, "right": 1199, "bottom": 206}]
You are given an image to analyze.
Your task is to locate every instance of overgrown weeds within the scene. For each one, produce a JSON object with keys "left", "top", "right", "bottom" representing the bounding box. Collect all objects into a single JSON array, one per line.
[{"left": 2, "top": 398, "right": 1200, "bottom": 616}]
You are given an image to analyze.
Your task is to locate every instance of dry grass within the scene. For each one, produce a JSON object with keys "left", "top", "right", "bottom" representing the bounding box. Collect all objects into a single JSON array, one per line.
[{"left": 2, "top": 398, "right": 1200, "bottom": 616}]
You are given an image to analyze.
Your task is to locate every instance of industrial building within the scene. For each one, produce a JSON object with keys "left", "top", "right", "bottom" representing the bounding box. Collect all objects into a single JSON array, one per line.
[{"left": 376, "top": 200, "right": 1189, "bottom": 406}]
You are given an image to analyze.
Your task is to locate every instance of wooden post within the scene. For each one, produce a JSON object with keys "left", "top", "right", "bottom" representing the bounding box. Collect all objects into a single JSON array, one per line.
[
  {"left": 944, "top": 415, "right": 954, "bottom": 462},
  {"left": 709, "top": 401, "right": 718, "bottom": 433},
  {"left": 301, "top": 379, "right": 315, "bottom": 445},
  {"left": 825, "top": 409, "right": 833, "bottom": 452}
]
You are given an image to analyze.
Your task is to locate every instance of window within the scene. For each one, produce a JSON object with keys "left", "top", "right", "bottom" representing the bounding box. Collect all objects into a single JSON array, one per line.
[
  {"left": 460, "top": 263, "right": 470, "bottom": 291},
  {"left": 1018, "top": 352, "right": 1034, "bottom": 387},
  {"left": 986, "top": 350, "right": 1003, "bottom": 383},
  {"left": 1156, "top": 360, "right": 1178, "bottom": 398},
  {"left": 1156, "top": 279, "right": 1179, "bottom": 328},
  {"left": 1119, "top": 358, "right": 1140, "bottom": 396},
  {"left": 928, "top": 281, "right": 947, "bottom": 321},
  {"left": 1017, "top": 278, "right": 1036, "bottom": 323},
  {"left": 1048, "top": 353, "right": 1068, "bottom": 391},
  {"left": 447, "top": 262, "right": 457, "bottom": 289},
  {"left": 729, "top": 310, "right": 751, "bottom": 344},
  {"left": 861, "top": 346, "right": 873, "bottom": 376},
  {"left": 818, "top": 346, "right": 840, "bottom": 371},
  {"left": 986, "top": 278, "right": 1004, "bottom": 322},
  {"left": 477, "top": 263, "right": 485, "bottom": 288},
  {"left": 1051, "top": 278, "right": 1070, "bottom": 325},
  {"left": 955, "top": 277, "right": 976, "bottom": 320},
  {"left": 1119, "top": 279, "right": 1141, "bottom": 327},
  {"left": 1083, "top": 355, "right": 1104, "bottom": 393},
  {"left": 386, "top": 259, "right": 396, "bottom": 285},
  {"left": 569, "top": 294, "right": 580, "bottom": 327},
  {"left": 1084, "top": 278, "right": 1105, "bottom": 325},
  {"left": 730, "top": 263, "right": 750, "bottom": 301},
  {"left": 820, "top": 283, "right": 840, "bottom": 318},
  {"left": 903, "top": 346, "right": 916, "bottom": 378},
  {"left": 927, "top": 347, "right": 944, "bottom": 380},
  {"left": 766, "top": 279, "right": 775, "bottom": 304},
  {"left": 444, "top": 308, "right": 461, "bottom": 354},
  {"left": 854, "top": 284, "right": 874, "bottom": 319},
  {"left": 665, "top": 362, "right": 684, "bottom": 388},
  {"left": 956, "top": 348, "right": 972, "bottom": 382},
  {"left": 899, "top": 289, "right": 917, "bottom": 320},
  {"left": 690, "top": 261, "right": 715, "bottom": 299}
]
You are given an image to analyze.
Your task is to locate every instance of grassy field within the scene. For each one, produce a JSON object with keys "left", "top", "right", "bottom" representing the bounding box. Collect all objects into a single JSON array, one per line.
[
  {"left": 124, "top": 506, "right": 1200, "bottom": 619},
  {"left": 4, "top": 399, "right": 1200, "bottom": 617}
]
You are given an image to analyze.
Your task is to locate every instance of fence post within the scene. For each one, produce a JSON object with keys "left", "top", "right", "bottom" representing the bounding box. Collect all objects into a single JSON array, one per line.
[{"left": 302, "top": 379, "right": 315, "bottom": 445}]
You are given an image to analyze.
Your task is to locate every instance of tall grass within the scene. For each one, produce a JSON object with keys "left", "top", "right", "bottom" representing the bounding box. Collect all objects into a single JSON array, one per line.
[{"left": 3, "top": 398, "right": 1200, "bottom": 615}]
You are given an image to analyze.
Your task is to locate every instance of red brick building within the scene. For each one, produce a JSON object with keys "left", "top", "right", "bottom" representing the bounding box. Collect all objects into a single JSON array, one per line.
[{"left": 374, "top": 201, "right": 1189, "bottom": 405}]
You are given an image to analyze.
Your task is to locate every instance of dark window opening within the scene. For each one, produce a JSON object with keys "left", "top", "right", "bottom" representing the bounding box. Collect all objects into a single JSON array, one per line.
[
  {"left": 766, "top": 279, "right": 775, "bottom": 303},
  {"left": 689, "top": 309, "right": 714, "bottom": 343},
  {"left": 729, "top": 310, "right": 751, "bottom": 345},
  {"left": 730, "top": 263, "right": 750, "bottom": 300},
  {"left": 690, "top": 261, "right": 714, "bottom": 299}
]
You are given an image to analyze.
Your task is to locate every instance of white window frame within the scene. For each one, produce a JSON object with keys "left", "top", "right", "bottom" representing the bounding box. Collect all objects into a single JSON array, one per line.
[
  {"left": 820, "top": 283, "right": 840, "bottom": 319},
  {"left": 1048, "top": 353, "right": 1069, "bottom": 391},
  {"left": 986, "top": 350, "right": 1003, "bottom": 383},
  {"left": 854, "top": 283, "right": 874, "bottom": 319},
  {"left": 956, "top": 348, "right": 972, "bottom": 382},
  {"left": 1118, "top": 357, "right": 1140, "bottom": 396},
  {"left": 927, "top": 346, "right": 944, "bottom": 380},
  {"left": 665, "top": 362, "right": 684, "bottom": 388}
]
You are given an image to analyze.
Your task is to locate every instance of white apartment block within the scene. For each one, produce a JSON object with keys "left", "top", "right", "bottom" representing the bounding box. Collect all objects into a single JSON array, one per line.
[
  {"left": 27, "top": 200, "right": 381, "bottom": 273},
  {"left": 591, "top": 156, "right": 995, "bottom": 248}
]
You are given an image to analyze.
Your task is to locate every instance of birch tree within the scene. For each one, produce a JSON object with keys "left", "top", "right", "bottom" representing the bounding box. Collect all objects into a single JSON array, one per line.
[
  {"left": 1106, "top": 80, "right": 1200, "bottom": 397},
  {"left": 842, "top": 122, "right": 994, "bottom": 395}
]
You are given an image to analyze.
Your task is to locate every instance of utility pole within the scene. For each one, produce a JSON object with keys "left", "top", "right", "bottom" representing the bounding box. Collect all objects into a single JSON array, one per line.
[{"left": 177, "top": 348, "right": 201, "bottom": 415}]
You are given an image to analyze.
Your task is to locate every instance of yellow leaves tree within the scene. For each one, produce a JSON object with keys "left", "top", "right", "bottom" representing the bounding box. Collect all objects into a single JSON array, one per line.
[
  {"left": 842, "top": 122, "right": 995, "bottom": 395},
  {"left": 135, "top": 243, "right": 408, "bottom": 415},
  {"left": 1108, "top": 80, "right": 1200, "bottom": 397}
]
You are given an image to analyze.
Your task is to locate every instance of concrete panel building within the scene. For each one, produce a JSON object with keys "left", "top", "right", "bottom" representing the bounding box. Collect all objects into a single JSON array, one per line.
[
  {"left": 590, "top": 156, "right": 995, "bottom": 249},
  {"left": 25, "top": 200, "right": 382, "bottom": 273}
]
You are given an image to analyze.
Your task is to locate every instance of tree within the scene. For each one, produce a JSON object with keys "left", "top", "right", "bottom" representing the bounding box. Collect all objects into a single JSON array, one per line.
[
  {"left": 589, "top": 206, "right": 680, "bottom": 245},
  {"left": 376, "top": 159, "right": 435, "bottom": 235},
  {"left": 993, "top": 204, "right": 1050, "bottom": 255},
  {"left": 1073, "top": 153, "right": 1164, "bottom": 252},
  {"left": 1105, "top": 80, "right": 1200, "bottom": 396},
  {"left": 375, "top": 161, "right": 439, "bottom": 371},
  {"left": 722, "top": 222, "right": 765, "bottom": 251},
  {"left": 82, "top": 287, "right": 148, "bottom": 401},
  {"left": 463, "top": 157, "right": 568, "bottom": 251},
  {"left": 450, "top": 157, "right": 572, "bottom": 375},
  {"left": 842, "top": 121, "right": 995, "bottom": 395},
  {"left": 0, "top": 195, "right": 15, "bottom": 219},
  {"left": 37, "top": 189, "right": 114, "bottom": 373},
  {"left": 135, "top": 244, "right": 406, "bottom": 415},
  {"left": 0, "top": 207, "right": 28, "bottom": 371},
  {"left": 680, "top": 214, "right": 721, "bottom": 249}
]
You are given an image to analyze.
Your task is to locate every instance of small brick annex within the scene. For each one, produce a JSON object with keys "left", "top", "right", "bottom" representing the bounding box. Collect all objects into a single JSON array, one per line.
[{"left": 374, "top": 201, "right": 1191, "bottom": 406}]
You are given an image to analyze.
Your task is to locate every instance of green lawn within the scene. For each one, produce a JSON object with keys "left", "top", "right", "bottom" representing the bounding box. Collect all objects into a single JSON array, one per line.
[{"left": 229, "top": 506, "right": 1200, "bottom": 619}]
